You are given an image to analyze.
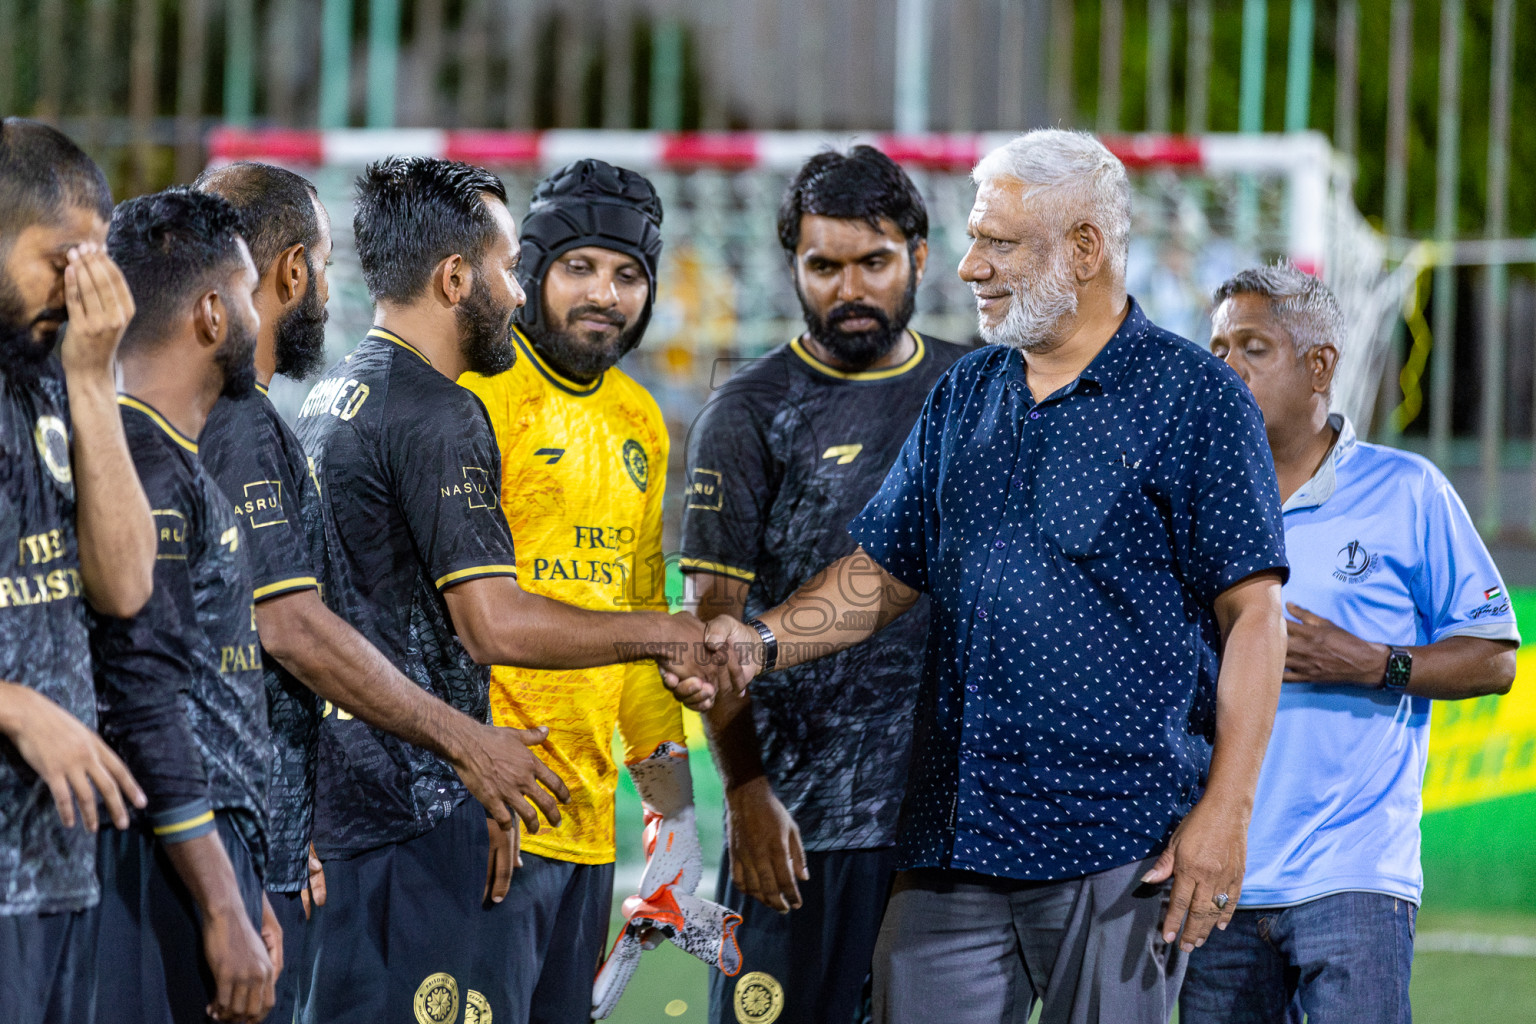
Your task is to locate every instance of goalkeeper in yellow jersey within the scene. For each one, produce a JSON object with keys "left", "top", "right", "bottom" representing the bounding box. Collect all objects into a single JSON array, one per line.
[{"left": 463, "top": 160, "right": 735, "bottom": 1024}]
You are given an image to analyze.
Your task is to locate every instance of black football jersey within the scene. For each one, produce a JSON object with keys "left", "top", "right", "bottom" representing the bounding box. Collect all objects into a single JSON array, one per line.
[
  {"left": 294, "top": 328, "right": 518, "bottom": 859},
  {"left": 0, "top": 363, "right": 96, "bottom": 914},
  {"left": 200, "top": 382, "right": 323, "bottom": 892},
  {"left": 92, "top": 396, "right": 268, "bottom": 870},
  {"left": 680, "top": 332, "right": 967, "bottom": 851}
]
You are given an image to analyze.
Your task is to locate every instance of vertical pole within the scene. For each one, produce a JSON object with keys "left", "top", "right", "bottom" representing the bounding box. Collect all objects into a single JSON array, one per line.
[
  {"left": 414, "top": 0, "right": 445, "bottom": 127},
  {"left": 1333, "top": 0, "right": 1358, "bottom": 158},
  {"left": 796, "top": 0, "right": 826, "bottom": 130},
  {"left": 366, "top": 0, "right": 401, "bottom": 128},
  {"left": 1186, "top": 0, "right": 1211, "bottom": 133},
  {"left": 0, "top": 0, "right": 15, "bottom": 117},
  {"left": 894, "top": 0, "right": 929, "bottom": 132},
  {"left": 1429, "top": 0, "right": 1462, "bottom": 472},
  {"left": 1047, "top": 0, "right": 1074, "bottom": 127},
  {"left": 650, "top": 15, "right": 684, "bottom": 131},
  {"left": 1239, "top": 0, "right": 1267, "bottom": 134},
  {"left": 602, "top": 3, "right": 632, "bottom": 128},
  {"left": 1380, "top": 0, "right": 1412, "bottom": 443},
  {"left": 457, "top": 0, "right": 489, "bottom": 127},
  {"left": 1096, "top": 0, "right": 1123, "bottom": 134},
  {"left": 319, "top": 0, "right": 353, "bottom": 128},
  {"left": 85, "top": 0, "right": 115, "bottom": 152},
  {"left": 224, "top": 0, "right": 255, "bottom": 126},
  {"left": 128, "top": 0, "right": 160, "bottom": 193},
  {"left": 1283, "top": 0, "right": 1313, "bottom": 132},
  {"left": 174, "top": 0, "right": 208, "bottom": 183},
  {"left": 36, "top": 0, "right": 64, "bottom": 119},
  {"left": 1479, "top": 0, "right": 1513, "bottom": 533},
  {"left": 1236, "top": 0, "right": 1267, "bottom": 252},
  {"left": 1146, "top": 0, "right": 1170, "bottom": 133}
]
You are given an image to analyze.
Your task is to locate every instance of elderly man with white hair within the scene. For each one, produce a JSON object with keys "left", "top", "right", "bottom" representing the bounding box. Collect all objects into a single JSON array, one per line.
[{"left": 693, "top": 128, "right": 1291, "bottom": 1023}]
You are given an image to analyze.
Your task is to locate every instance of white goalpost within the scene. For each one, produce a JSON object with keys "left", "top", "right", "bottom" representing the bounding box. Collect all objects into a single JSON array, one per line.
[{"left": 207, "top": 128, "right": 1394, "bottom": 431}]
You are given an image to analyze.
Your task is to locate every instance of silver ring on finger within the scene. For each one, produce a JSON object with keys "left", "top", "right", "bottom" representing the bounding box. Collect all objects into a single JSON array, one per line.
[{"left": 1213, "top": 892, "right": 1230, "bottom": 910}]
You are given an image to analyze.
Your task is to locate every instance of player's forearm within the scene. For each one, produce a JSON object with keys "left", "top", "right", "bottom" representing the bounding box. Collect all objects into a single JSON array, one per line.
[
  {"left": 447, "top": 582, "right": 697, "bottom": 671},
  {"left": 704, "top": 689, "right": 770, "bottom": 791},
  {"left": 1204, "top": 577, "right": 1286, "bottom": 813},
  {"left": 67, "top": 372, "right": 154, "bottom": 617},
  {"left": 757, "top": 549, "right": 918, "bottom": 672},
  {"left": 256, "top": 591, "right": 478, "bottom": 760},
  {"left": 163, "top": 830, "right": 252, "bottom": 921}
]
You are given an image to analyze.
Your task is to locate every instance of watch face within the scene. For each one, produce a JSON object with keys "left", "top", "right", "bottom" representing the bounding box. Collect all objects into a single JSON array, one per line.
[{"left": 1385, "top": 650, "right": 1412, "bottom": 691}]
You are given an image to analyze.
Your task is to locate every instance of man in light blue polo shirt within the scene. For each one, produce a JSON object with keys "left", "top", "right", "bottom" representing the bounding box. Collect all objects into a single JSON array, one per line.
[{"left": 1180, "top": 262, "right": 1520, "bottom": 1024}]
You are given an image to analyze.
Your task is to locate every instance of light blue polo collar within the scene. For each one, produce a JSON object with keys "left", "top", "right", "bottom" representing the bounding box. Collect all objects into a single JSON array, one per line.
[{"left": 1282, "top": 413, "right": 1356, "bottom": 513}]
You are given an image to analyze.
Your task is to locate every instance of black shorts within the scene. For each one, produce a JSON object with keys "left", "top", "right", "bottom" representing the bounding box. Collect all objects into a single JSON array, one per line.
[
  {"left": 0, "top": 905, "right": 99, "bottom": 1024},
  {"left": 708, "top": 846, "right": 897, "bottom": 1024},
  {"left": 300, "top": 797, "right": 531, "bottom": 1024},
  {"left": 95, "top": 812, "right": 266, "bottom": 1024},
  {"left": 497, "top": 851, "right": 614, "bottom": 1024},
  {"left": 263, "top": 888, "right": 310, "bottom": 1024}
]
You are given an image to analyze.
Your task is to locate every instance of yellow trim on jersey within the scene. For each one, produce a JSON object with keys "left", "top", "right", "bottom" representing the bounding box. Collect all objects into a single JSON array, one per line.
[
  {"left": 366, "top": 326, "right": 431, "bottom": 365},
  {"left": 434, "top": 564, "right": 519, "bottom": 590},
  {"left": 253, "top": 576, "right": 319, "bottom": 601},
  {"left": 789, "top": 329, "right": 926, "bottom": 381},
  {"left": 254, "top": 381, "right": 269, "bottom": 396},
  {"left": 117, "top": 395, "right": 198, "bottom": 453},
  {"left": 512, "top": 327, "right": 604, "bottom": 397},
  {"left": 153, "top": 810, "right": 215, "bottom": 837},
  {"left": 678, "top": 557, "right": 757, "bottom": 582}
]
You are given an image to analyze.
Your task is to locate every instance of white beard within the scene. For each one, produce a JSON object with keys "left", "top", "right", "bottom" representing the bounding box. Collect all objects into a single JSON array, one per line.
[{"left": 977, "top": 247, "right": 1079, "bottom": 351}]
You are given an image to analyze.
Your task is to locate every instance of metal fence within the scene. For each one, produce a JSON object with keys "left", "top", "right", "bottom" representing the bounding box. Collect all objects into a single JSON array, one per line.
[{"left": 2, "top": 0, "right": 1534, "bottom": 537}]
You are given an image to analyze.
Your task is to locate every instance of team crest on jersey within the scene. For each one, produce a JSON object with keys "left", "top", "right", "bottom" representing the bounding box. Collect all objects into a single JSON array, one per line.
[
  {"left": 464, "top": 989, "right": 492, "bottom": 1023},
  {"left": 413, "top": 972, "right": 459, "bottom": 1024},
  {"left": 622, "top": 439, "right": 649, "bottom": 492},
  {"left": 1332, "top": 540, "right": 1380, "bottom": 584},
  {"left": 34, "top": 415, "right": 71, "bottom": 486},
  {"left": 734, "top": 971, "right": 784, "bottom": 1024}
]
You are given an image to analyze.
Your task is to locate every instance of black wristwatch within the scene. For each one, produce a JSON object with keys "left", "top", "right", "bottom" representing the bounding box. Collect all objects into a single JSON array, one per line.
[
  {"left": 746, "top": 617, "right": 778, "bottom": 674},
  {"left": 1382, "top": 647, "right": 1412, "bottom": 693}
]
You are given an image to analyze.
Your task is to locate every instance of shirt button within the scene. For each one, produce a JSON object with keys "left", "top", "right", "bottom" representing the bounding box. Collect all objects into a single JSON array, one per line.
[
  {"left": 1029, "top": 410, "right": 1041, "bottom": 420},
  {"left": 993, "top": 539, "right": 1007, "bottom": 550},
  {"left": 966, "top": 683, "right": 979, "bottom": 694},
  {"left": 976, "top": 608, "right": 988, "bottom": 620}
]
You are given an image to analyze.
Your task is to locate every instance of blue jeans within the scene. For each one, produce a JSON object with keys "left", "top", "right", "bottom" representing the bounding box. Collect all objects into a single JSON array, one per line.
[{"left": 1180, "top": 891, "right": 1416, "bottom": 1024}]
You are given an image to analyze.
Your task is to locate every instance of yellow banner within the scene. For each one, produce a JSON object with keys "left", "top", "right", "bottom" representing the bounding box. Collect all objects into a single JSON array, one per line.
[{"left": 1423, "top": 647, "right": 1536, "bottom": 813}]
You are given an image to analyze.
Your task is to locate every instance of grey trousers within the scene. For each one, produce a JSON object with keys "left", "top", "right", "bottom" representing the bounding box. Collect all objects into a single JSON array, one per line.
[{"left": 872, "top": 857, "right": 1184, "bottom": 1024}]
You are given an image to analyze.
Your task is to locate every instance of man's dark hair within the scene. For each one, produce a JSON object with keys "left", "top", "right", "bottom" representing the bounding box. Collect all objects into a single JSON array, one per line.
[
  {"left": 192, "top": 161, "right": 320, "bottom": 274},
  {"left": 352, "top": 156, "right": 508, "bottom": 304},
  {"left": 776, "top": 145, "right": 928, "bottom": 257},
  {"left": 0, "top": 117, "right": 113, "bottom": 242},
  {"left": 107, "top": 187, "right": 249, "bottom": 348}
]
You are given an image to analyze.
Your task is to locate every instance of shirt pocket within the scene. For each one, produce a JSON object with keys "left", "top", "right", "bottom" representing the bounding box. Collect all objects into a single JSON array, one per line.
[{"left": 1036, "top": 454, "right": 1133, "bottom": 559}]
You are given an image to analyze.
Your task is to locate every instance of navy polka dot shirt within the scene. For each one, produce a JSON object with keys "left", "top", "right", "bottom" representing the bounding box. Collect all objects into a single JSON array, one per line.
[{"left": 849, "top": 298, "right": 1288, "bottom": 881}]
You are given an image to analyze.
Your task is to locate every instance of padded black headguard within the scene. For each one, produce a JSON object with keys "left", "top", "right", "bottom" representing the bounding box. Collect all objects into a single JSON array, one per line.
[{"left": 515, "top": 159, "right": 664, "bottom": 338}]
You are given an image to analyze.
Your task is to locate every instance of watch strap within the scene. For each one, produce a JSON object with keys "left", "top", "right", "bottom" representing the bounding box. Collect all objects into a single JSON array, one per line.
[{"left": 745, "top": 617, "right": 777, "bottom": 674}]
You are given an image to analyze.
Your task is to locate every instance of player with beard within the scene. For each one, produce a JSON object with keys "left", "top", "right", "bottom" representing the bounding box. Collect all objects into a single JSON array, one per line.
[
  {"left": 91, "top": 188, "right": 276, "bottom": 1024},
  {"left": 678, "top": 146, "right": 966, "bottom": 1024},
  {"left": 0, "top": 117, "right": 155, "bottom": 1024},
  {"left": 197, "top": 162, "right": 591, "bottom": 1024},
  {"left": 460, "top": 159, "right": 726, "bottom": 1024},
  {"left": 294, "top": 157, "right": 730, "bottom": 1024}
]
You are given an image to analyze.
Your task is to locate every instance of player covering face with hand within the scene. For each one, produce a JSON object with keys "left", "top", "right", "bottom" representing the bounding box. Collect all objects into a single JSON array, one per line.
[
  {"left": 460, "top": 159, "right": 740, "bottom": 1024},
  {"left": 0, "top": 116, "right": 155, "bottom": 1024}
]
